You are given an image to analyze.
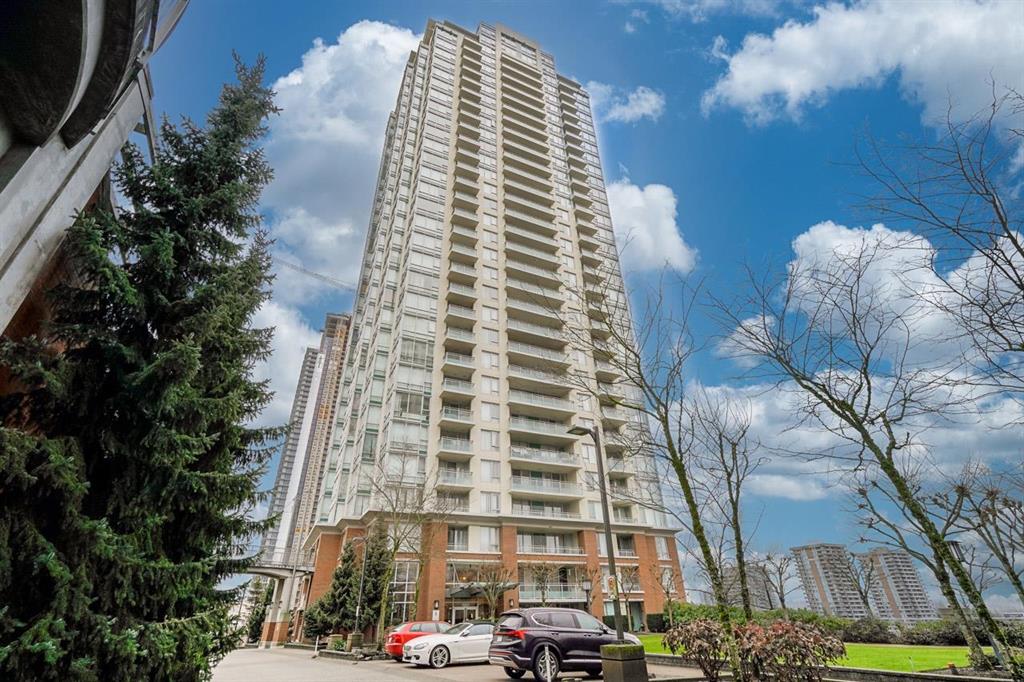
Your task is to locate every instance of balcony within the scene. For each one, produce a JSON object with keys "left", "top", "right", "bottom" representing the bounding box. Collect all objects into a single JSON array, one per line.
[
  {"left": 506, "top": 277, "right": 560, "bottom": 300},
  {"left": 505, "top": 258, "right": 562, "bottom": 285},
  {"left": 504, "top": 177, "right": 552, "bottom": 205},
  {"left": 519, "top": 586, "right": 587, "bottom": 602},
  {"left": 504, "top": 163, "right": 555, "bottom": 193},
  {"left": 506, "top": 226, "right": 558, "bottom": 254},
  {"left": 508, "top": 363, "right": 570, "bottom": 392},
  {"left": 506, "top": 318, "right": 566, "bottom": 348},
  {"left": 452, "top": 190, "right": 479, "bottom": 212},
  {"left": 505, "top": 210, "right": 558, "bottom": 239},
  {"left": 509, "top": 416, "right": 577, "bottom": 445},
  {"left": 516, "top": 542, "right": 586, "bottom": 556},
  {"left": 437, "top": 469, "right": 474, "bottom": 489},
  {"left": 450, "top": 224, "right": 478, "bottom": 246},
  {"left": 448, "top": 262, "right": 478, "bottom": 283},
  {"left": 508, "top": 389, "right": 575, "bottom": 418},
  {"left": 451, "top": 206, "right": 478, "bottom": 227},
  {"left": 438, "top": 435, "right": 473, "bottom": 460},
  {"left": 507, "top": 297, "right": 562, "bottom": 328},
  {"left": 439, "top": 377, "right": 474, "bottom": 399},
  {"left": 512, "top": 504, "right": 581, "bottom": 520},
  {"left": 505, "top": 239, "right": 560, "bottom": 269},
  {"left": 509, "top": 445, "right": 581, "bottom": 470},
  {"left": 449, "top": 242, "right": 478, "bottom": 265},
  {"left": 594, "top": 360, "right": 621, "bottom": 382},
  {"left": 454, "top": 159, "right": 480, "bottom": 179},
  {"left": 601, "top": 406, "right": 632, "bottom": 429},
  {"left": 503, "top": 148, "right": 552, "bottom": 178},
  {"left": 439, "top": 404, "right": 473, "bottom": 430},
  {"left": 441, "top": 351, "right": 474, "bottom": 378},
  {"left": 445, "top": 303, "right": 476, "bottom": 326},
  {"left": 508, "top": 341, "right": 569, "bottom": 366},
  {"left": 447, "top": 281, "right": 477, "bottom": 305}
]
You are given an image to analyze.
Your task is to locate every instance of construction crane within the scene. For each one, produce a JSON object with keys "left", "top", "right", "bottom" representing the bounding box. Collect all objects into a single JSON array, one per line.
[{"left": 275, "top": 258, "right": 356, "bottom": 293}]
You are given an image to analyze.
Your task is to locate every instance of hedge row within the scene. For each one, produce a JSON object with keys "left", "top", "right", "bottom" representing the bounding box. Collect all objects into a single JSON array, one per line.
[{"left": 643, "top": 603, "right": 1024, "bottom": 646}]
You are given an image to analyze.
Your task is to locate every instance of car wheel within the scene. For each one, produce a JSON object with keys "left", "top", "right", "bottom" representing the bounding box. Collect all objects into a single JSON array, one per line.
[
  {"left": 429, "top": 645, "right": 450, "bottom": 669},
  {"left": 532, "top": 645, "right": 561, "bottom": 681},
  {"left": 503, "top": 668, "right": 526, "bottom": 679}
]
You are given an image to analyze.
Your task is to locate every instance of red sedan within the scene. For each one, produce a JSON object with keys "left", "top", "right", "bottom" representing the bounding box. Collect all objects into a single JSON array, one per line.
[{"left": 385, "top": 621, "right": 451, "bottom": 661}]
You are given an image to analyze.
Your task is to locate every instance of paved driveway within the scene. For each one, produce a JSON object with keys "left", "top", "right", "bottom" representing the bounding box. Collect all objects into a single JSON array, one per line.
[{"left": 213, "top": 647, "right": 702, "bottom": 681}]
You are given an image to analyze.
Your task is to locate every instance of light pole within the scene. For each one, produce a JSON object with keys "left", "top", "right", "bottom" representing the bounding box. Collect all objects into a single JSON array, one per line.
[
  {"left": 568, "top": 424, "right": 624, "bottom": 642},
  {"left": 352, "top": 535, "right": 370, "bottom": 632}
]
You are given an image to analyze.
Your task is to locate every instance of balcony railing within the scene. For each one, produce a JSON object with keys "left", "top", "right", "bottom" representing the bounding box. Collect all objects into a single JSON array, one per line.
[
  {"left": 447, "top": 304, "right": 475, "bottom": 318},
  {"left": 508, "top": 297, "right": 561, "bottom": 318},
  {"left": 439, "top": 470, "right": 473, "bottom": 485},
  {"left": 443, "top": 351, "right": 474, "bottom": 366},
  {"left": 516, "top": 543, "right": 586, "bottom": 555},
  {"left": 511, "top": 504, "right": 581, "bottom": 520},
  {"left": 507, "top": 318, "right": 565, "bottom": 338},
  {"left": 508, "top": 342, "right": 567, "bottom": 362},
  {"left": 508, "top": 364, "right": 566, "bottom": 383},
  {"left": 506, "top": 278, "right": 560, "bottom": 298},
  {"left": 441, "top": 405, "right": 472, "bottom": 421},
  {"left": 445, "top": 327, "right": 474, "bottom": 341},
  {"left": 509, "top": 390, "right": 573, "bottom": 410},
  {"left": 441, "top": 377, "right": 473, "bottom": 392},
  {"left": 510, "top": 445, "right": 578, "bottom": 466},
  {"left": 505, "top": 240, "right": 559, "bottom": 263},
  {"left": 519, "top": 586, "right": 587, "bottom": 602},
  {"left": 505, "top": 258, "right": 560, "bottom": 279},
  {"left": 509, "top": 416, "right": 569, "bottom": 435},
  {"left": 439, "top": 436, "right": 472, "bottom": 452},
  {"left": 511, "top": 475, "right": 580, "bottom": 494},
  {"left": 447, "top": 543, "right": 470, "bottom": 552}
]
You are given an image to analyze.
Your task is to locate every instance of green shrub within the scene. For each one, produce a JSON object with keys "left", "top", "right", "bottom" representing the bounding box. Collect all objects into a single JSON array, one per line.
[
  {"left": 838, "top": 617, "right": 897, "bottom": 644},
  {"left": 329, "top": 638, "right": 346, "bottom": 651},
  {"left": 899, "top": 617, "right": 988, "bottom": 646},
  {"left": 663, "top": 619, "right": 729, "bottom": 682},
  {"left": 647, "top": 613, "right": 667, "bottom": 633}
]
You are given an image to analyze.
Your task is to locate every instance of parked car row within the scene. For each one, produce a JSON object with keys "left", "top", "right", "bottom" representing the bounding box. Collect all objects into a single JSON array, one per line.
[{"left": 391, "top": 607, "right": 641, "bottom": 681}]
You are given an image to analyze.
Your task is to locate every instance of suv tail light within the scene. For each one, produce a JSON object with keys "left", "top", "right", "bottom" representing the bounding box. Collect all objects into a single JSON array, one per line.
[{"left": 503, "top": 629, "right": 527, "bottom": 640}]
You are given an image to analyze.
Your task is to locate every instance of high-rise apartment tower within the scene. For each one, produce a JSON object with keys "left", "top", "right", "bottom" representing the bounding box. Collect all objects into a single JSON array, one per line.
[
  {"left": 302, "top": 20, "right": 685, "bottom": 630},
  {"left": 792, "top": 543, "right": 871, "bottom": 619},
  {"left": 861, "top": 548, "right": 937, "bottom": 623},
  {"left": 263, "top": 313, "right": 351, "bottom": 559}
]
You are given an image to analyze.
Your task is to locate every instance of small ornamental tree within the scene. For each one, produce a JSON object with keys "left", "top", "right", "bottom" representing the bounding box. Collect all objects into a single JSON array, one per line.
[
  {"left": 0, "top": 57, "right": 278, "bottom": 680},
  {"left": 735, "top": 621, "right": 846, "bottom": 682},
  {"left": 663, "top": 619, "right": 729, "bottom": 682}
]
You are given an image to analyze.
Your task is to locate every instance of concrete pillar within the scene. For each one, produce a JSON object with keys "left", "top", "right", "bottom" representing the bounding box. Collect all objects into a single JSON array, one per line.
[
  {"left": 306, "top": 532, "right": 343, "bottom": 606},
  {"left": 500, "top": 524, "right": 519, "bottom": 612}
]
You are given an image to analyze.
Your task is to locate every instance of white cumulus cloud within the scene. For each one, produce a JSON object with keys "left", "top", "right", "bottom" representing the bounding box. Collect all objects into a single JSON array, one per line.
[
  {"left": 586, "top": 82, "right": 667, "bottom": 123},
  {"left": 606, "top": 179, "right": 698, "bottom": 273},
  {"left": 747, "top": 473, "right": 830, "bottom": 501},
  {"left": 252, "top": 300, "right": 320, "bottom": 427},
  {"left": 264, "top": 21, "right": 421, "bottom": 302},
  {"left": 702, "top": 0, "right": 1024, "bottom": 126}
]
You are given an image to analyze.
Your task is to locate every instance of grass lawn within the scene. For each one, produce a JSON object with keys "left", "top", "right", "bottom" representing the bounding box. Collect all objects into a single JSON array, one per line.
[{"left": 638, "top": 635, "right": 976, "bottom": 673}]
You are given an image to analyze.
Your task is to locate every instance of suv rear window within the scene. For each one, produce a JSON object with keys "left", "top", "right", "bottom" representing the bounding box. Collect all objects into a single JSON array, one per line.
[
  {"left": 533, "top": 611, "right": 577, "bottom": 628},
  {"left": 497, "top": 614, "right": 524, "bottom": 629}
]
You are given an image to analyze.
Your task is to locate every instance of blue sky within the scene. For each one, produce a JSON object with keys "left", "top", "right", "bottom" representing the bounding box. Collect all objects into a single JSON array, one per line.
[{"left": 150, "top": 1, "right": 1023, "bottom": 606}]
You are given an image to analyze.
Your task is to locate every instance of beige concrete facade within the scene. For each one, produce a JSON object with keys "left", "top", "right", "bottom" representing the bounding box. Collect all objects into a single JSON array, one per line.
[{"left": 306, "top": 19, "right": 684, "bottom": 632}]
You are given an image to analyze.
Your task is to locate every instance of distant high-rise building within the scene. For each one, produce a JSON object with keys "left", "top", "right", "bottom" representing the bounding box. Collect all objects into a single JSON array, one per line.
[
  {"left": 792, "top": 543, "right": 871, "bottom": 619},
  {"left": 301, "top": 20, "right": 685, "bottom": 631},
  {"left": 723, "top": 563, "right": 775, "bottom": 611},
  {"left": 860, "top": 548, "right": 937, "bottom": 623},
  {"left": 262, "top": 313, "right": 351, "bottom": 559}
]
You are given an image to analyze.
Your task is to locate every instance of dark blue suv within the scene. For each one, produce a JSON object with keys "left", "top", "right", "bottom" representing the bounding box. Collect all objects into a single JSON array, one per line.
[{"left": 488, "top": 607, "right": 640, "bottom": 680}]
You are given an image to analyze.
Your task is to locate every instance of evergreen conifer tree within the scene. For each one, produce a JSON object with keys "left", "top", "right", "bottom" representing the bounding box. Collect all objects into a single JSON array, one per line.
[
  {"left": 0, "top": 58, "right": 278, "bottom": 681},
  {"left": 360, "top": 525, "right": 392, "bottom": 638},
  {"left": 312, "top": 540, "right": 359, "bottom": 633}
]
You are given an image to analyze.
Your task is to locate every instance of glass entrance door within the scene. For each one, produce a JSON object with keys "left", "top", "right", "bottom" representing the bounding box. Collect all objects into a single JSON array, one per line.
[{"left": 448, "top": 604, "right": 479, "bottom": 623}]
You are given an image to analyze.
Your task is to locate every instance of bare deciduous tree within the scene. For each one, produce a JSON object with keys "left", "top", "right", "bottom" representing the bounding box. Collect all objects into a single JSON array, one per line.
[
  {"left": 756, "top": 551, "right": 799, "bottom": 615},
  {"left": 716, "top": 235, "right": 1018, "bottom": 673},
  {"left": 472, "top": 563, "right": 517, "bottom": 621}
]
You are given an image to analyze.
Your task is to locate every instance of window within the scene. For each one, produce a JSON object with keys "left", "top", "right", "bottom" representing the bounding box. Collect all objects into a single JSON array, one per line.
[
  {"left": 482, "top": 402, "right": 500, "bottom": 420},
  {"left": 656, "top": 536, "right": 670, "bottom": 560},
  {"left": 482, "top": 491, "right": 501, "bottom": 513},
  {"left": 482, "top": 351, "right": 499, "bottom": 369},
  {"left": 482, "top": 460, "right": 501, "bottom": 482},
  {"left": 576, "top": 613, "right": 604, "bottom": 631},
  {"left": 447, "top": 526, "right": 468, "bottom": 551},
  {"left": 581, "top": 443, "right": 596, "bottom": 466},
  {"left": 482, "top": 376, "right": 499, "bottom": 394},
  {"left": 483, "top": 329, "right": 499, "bottom": 343},
  {"left": 483, "top": 248, "right": 498, "bottom": 262},
  {"left": 483, "top": 306, "right": 499, "bottom": 322},
  {"left": 467, "top": 623, "right": 494, "bottom": 636},
  {"left": 483, "top": 285, "right": 498, "bottom": 300},
  {"left": 480, "top": 527, "right": 500, "bottom": 552},
  {"left": 482, "top": 429, "right": 500, "bottom": 450},
  {"left": 588, "top": 500, "right": 602, "bottom": 520},
  {"left": 484, "top": 266, "right": 498, "bottom": 281}
]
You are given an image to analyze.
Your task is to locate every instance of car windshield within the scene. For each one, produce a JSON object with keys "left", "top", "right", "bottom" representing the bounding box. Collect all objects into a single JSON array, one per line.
[{"left": 443, "top": 623, "right": 471, "bottom": 635}]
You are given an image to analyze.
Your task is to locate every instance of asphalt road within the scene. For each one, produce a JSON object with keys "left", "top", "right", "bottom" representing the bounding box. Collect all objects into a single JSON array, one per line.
[{"left": 212, "top": 647, "right": 703, "bottom": 681}]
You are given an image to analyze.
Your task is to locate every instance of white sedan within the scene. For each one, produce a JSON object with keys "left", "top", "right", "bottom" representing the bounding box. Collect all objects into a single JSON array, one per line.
[{"left": 402, "top": 621, "right": 495, "bottom": 669}]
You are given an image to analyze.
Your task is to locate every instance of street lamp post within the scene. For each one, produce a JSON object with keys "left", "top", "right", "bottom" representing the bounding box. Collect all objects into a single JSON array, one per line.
[
  {"left": 568, "top": 424, "right": 624, "bottom": 642},
  {"left": 352, "top": 535, "right": 370, "bottom": 632}
]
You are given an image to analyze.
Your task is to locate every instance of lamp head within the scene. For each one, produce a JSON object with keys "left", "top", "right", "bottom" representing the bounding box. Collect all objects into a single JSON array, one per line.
[{"left": 567, "top": 425, "right": 591, "bottom": 437}]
